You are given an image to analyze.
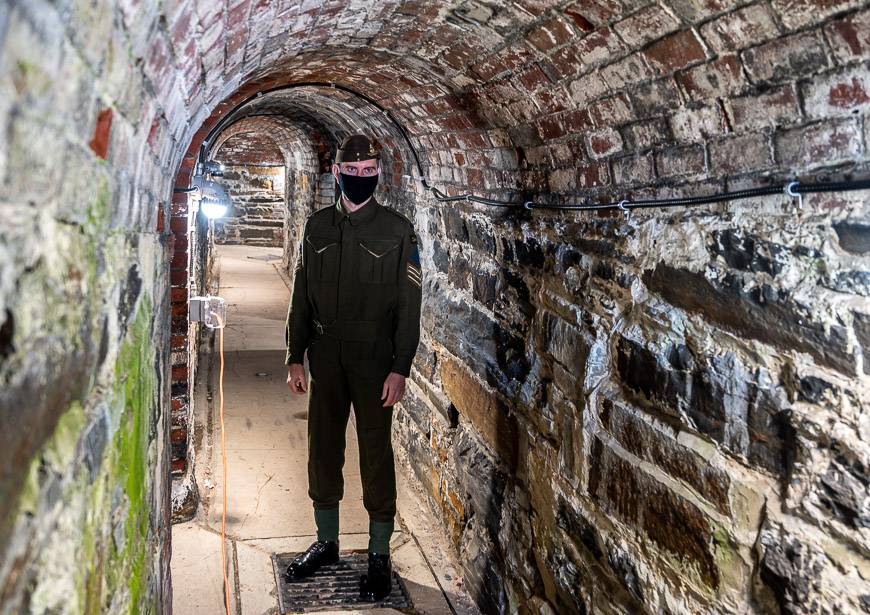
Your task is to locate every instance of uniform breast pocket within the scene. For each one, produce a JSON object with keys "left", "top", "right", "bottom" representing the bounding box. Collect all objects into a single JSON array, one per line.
[
  {"left": 306, "top": 235, "right": 339, "bottom": 282},
  {"left": 358, "top": 238, "right": 400, "bottom": 284}
]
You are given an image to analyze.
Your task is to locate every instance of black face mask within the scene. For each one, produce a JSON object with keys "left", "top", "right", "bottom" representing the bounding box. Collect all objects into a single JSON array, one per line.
[{"left": 338, "top": 172, "right": 378, "bottom": 205}]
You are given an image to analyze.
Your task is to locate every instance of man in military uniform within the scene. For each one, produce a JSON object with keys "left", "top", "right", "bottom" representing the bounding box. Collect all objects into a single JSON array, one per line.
[{"left": 282, "top": 134, "right": 422, "bottom": 600}]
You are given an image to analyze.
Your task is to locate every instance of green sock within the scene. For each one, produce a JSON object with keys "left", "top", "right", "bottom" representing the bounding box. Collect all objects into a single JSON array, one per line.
[
  {"left": 314, "top": 507, "right": 339, "bottom": 542},
  {"left": 368, "top": 519, "right": 394, "bottom": 554}
]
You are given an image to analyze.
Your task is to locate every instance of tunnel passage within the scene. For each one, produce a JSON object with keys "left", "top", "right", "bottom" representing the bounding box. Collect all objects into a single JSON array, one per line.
[
  {"left": 210, "top": 120, "right": 292, "bottom": 248},
  {"left": 1, "top": 1, "right": 870, "bottom": 614}
]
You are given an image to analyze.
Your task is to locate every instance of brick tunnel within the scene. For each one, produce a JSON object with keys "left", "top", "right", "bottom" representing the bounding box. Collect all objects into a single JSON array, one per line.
[{"left": 1, "top": 1, "right": 869, "bottom": 613}]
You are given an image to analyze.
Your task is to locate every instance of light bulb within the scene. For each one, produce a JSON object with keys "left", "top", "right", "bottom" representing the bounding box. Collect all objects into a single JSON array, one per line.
[{"left": 201, "top": 199, "right": 228, "bottom": 218}]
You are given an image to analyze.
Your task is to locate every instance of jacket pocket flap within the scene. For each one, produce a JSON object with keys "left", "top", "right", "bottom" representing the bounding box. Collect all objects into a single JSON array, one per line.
[
  {"left": 307, "top": 235, "right": 338, "bottom": 253},
  {"left": 358, "top": 239, "right": 399, "bottom": 258}
]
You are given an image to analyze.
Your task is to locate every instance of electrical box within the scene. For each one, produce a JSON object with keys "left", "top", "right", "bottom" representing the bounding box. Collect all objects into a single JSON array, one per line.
[{"left": 189, "top": 295, "right": 227, "bottom": 329}]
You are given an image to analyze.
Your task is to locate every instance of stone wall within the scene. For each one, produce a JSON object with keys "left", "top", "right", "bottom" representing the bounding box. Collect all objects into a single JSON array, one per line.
[
  {"left": 0, "top": 3, "right": 175, "bottom": 610},
  {"left": 212, "top": 164, "right": 285, "bottom": 248},
  {"left": 387, "top": 3, "right": 870, "bottom": 612}
]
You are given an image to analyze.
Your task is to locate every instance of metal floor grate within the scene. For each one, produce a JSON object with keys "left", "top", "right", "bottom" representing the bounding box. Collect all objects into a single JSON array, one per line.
[{"left": 271, "top": 550, "right": 413, "bottom": 613}]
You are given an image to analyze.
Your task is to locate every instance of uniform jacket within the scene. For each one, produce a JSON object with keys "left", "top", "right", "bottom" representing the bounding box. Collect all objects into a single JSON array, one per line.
[{"left": 284, "top": 194, "right": 423, "bottom": 377}]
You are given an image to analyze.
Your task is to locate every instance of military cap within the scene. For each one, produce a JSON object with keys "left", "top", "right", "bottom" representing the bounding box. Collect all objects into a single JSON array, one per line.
[{"left": 335, "top": 134, "right": 379, "bottom": 162}]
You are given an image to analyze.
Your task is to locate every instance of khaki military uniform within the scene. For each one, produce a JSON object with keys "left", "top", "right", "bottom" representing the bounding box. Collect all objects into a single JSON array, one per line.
[{"left": 284, "top": 194, "right": 422, "bottom": 525}]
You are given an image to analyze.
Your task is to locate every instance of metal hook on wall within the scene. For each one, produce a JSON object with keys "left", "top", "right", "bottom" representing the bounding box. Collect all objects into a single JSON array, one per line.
[
  {"left": 785, "top": 181, "right": 803, "bottom": 209},
  {"left": 617, "top": 199, "right": 631, "bottom": 221}
]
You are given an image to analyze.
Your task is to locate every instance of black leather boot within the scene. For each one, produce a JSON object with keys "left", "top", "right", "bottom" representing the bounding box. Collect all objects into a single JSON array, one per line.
[
  {"left": 358, "top": 551, "right": 392, "bottom": 601},
  {"left": 283, "top": 540, "right": 339, "bottom": 581}
]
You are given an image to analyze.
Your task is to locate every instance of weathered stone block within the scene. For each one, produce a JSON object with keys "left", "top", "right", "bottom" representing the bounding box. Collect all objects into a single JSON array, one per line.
[
  {"left": 643, "top": 264, "right": 856, "bottom": 375},
  {"left": 431, "top": 239, "right": 449, "bottom": 273},
  {"left": 754, "top": 520, "right": 867, "bottom": 613},
  {"left": 501, "top": 235, "right": 547, "bottom": 269},
  {"left": 440, "top": 353, "right": 519, "bottom": 470},
  {"left": 819, "top": 452, "right": 870, "bottom": 529},
  {"left": 615, "top": 336, "right": 692, "bottom": 415},
  {"left": 616, "top": 334, "right": 797, "bottom": 476},
  {"left": 447, "top": 250, "right": 472, "bottom": 289},
  {"left": 833, "top": 221, "right": 870, "bottom": 254},
  {"left": 471, "top": 270, "right": 498, "bottom": 306},
  {"left": 854, "top": 311, "right": 870, "bottom": 376},
  {"left": 690, "top": 354, "right": 796, "bottom": 476},
  {"left": 556, "top": 496, "right": 603, "bottom": 561},
  {"left": 466, "top": 216, "right": 496, "bottom": 253},
  {"left": 443, "top": 208, "right": 469, "bottom": 242},
  {"left": 600, "top": 399, "right": 731, "bottom": 514},
  {"left": 400, "top": 387, "right": 432, "bottom": 434},
  {"left": 709, "top": 229, "right": 789, "bottom": 276},
  {"left": 588, "top": 436, "right": 720, "bottom": 589},
  {"left": 454, "top": 427, "right": 508, "bottom": 540},
  {"left": 539, "top": 311, "right": 592, "bottom": 377}
]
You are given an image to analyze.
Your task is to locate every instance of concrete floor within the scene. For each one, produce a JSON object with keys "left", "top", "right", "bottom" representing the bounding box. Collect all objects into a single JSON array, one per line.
[{"left": 171, "top": 244, "right": 478, "bottom": 615}]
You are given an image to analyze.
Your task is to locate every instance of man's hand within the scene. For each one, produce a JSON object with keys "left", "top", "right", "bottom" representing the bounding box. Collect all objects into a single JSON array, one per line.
[
  {"left": 381, "top": 372, "right": 406, "bottom": 407},
  {"left": 287, "top": 363, "right": 307, "bottom": 394}
]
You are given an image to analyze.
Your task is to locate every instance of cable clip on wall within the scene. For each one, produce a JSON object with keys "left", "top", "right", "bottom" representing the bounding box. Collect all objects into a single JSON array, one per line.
[
  {"left": 617, "top": 199, "right": 630, "bottom": 221},
  {"left": 785, "top": 181, "right": 803, "bottom": 210}
]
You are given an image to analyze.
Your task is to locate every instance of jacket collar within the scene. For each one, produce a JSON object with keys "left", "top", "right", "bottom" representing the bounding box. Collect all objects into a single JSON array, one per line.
[{"left": 333, "top": 193, "right": 380, "bottom": 226}]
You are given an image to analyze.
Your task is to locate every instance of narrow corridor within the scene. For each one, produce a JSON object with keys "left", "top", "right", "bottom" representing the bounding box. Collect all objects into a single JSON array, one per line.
[
  {"left": 171, "top": 244, "right": 473, "bottom": 614},
  {"left": 1, "top": 2, "right": 869, "bottom": 614}
]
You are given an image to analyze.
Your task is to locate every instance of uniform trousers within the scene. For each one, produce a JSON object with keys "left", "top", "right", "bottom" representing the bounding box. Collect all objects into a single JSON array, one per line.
[{"left": 306, "top": 333, "right": 397, "bottom": 531}]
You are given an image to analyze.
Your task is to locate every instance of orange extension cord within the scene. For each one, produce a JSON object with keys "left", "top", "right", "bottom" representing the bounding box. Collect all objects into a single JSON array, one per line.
[{"left": 212, "top": 312, "right": 232, "bottom": 614}]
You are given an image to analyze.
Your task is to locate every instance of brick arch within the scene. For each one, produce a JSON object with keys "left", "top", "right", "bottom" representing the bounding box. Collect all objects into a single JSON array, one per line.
[
  {"left": 209, "top": 116, "right": 318, "bottom": 251},
  {"left": 212, "top": 116, "right": 317, "bottom": 171}
]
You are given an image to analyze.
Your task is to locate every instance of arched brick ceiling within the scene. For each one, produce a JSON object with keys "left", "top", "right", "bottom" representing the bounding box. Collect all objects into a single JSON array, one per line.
[
  {"left": 223, "top": 86, "right": 421, "bottom": 188},
  {"left": 163, "top": 0, "right": 868, "bottom": 210},
  {"left": 213, "top": 130, "right": 285, "bottom": 165},
  {"left": 211, "top": 115, "right": 319, "bottom": 169},
  {"left": 163, "top": 1, "right": 632, "bottom": 190}
]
